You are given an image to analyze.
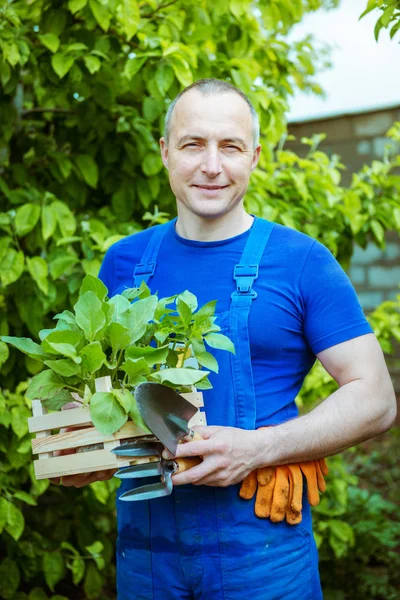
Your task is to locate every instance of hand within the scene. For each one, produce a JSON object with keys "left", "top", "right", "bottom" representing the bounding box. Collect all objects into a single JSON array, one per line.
[
  {"left": 49, "top": 401, "right": 117, "bottom": 488},
  {"left": 164, "top": 425, "right": 262, "bottom": 487}
]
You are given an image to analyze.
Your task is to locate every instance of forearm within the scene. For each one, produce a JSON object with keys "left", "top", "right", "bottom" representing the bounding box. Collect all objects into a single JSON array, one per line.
[{"left": 255, "top": 378, "right": 396, "bottom": 467}]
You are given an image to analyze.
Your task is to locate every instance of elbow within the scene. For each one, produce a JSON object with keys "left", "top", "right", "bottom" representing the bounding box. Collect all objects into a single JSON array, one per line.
[{"left": 376, "top": 383, "right": 397, "bottom": 434}]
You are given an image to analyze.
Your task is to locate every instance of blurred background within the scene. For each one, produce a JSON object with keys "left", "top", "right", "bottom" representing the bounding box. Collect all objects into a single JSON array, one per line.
[{"left": 0, "top": 1, "right": 399, "bottom": 599}]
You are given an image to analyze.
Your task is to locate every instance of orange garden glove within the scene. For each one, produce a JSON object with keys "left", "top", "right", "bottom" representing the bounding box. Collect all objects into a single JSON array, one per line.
[{"left": 239, "top": 458, "right": 329, "bottom": 525}]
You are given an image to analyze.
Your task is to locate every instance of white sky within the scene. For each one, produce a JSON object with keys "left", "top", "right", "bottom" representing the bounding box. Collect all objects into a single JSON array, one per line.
[{"left": 288, "top": 0, "right": 400, "bottom": 121}]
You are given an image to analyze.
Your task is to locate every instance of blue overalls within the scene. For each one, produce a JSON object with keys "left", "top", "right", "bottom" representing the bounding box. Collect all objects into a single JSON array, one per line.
[{"left": 116, "top": 218, "right": 323, "bottom": 599}]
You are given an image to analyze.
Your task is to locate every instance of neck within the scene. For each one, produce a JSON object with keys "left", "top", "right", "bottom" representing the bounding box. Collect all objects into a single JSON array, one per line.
[{"left": 175, "top": 206, "right": 254, "bottom": 242}]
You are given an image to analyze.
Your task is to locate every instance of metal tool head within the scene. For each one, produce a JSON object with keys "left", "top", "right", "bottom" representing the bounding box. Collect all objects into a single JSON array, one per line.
[
  {"left": 118, "top": 462, "right": 175, "bottom": 501},
  {"left": 115, "top": 462, "right": 163, "bottom": 479},
  {"left": 135, "top": 382, "right": 197, "bottom": 455},
  {"left": 111, "top": 442, "right": 162, "bottom": 457}
]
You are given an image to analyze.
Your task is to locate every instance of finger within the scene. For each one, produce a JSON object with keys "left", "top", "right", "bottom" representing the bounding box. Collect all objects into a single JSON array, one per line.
[
  {"left": 256, "top": 466, "right": 274, "bottom": 486},
  {"left": 315, "top": 460, "right": 326, "bottom": 493},
  {"left": 255, "top": 471, "right": 276, "bottom": 518},
  {"left": 287, "top": 464, "right": 303, "bottom": 515},
  {"left": 319, "top": 457, "right": 329, "bottom": 476},
  {"left": 172, "top": 460, "right": 215, "bottom": 486},
  {"left": 95, "top": 469, "right": 117, "bottom": 482},
  {"left": 239, "top": 470, "right": 257, "bottom": 500},
  {"left": 61, "top": 473, "right": 94, "bottom": 488},
  {"left": 270, "top": 466, "right": 290, "bottom": 523},
  {"left": 299, "top": 461, "right": 320, "bottom": 506},
  {"left": 190, "top": 425, "right": 221, "bottom": 439},
  {"left": 165, "top": 440, "right": 212, "bottom": 459}
]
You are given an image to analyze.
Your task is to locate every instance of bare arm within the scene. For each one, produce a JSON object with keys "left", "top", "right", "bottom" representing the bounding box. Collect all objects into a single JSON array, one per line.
[{"left": 256, "top": 333, "right": 397, "bottom": 466}]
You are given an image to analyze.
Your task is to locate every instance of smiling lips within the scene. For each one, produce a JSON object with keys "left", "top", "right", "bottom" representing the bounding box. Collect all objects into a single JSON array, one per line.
[{"left": 193, "top": 184, "right": 229, "bottom": 191}]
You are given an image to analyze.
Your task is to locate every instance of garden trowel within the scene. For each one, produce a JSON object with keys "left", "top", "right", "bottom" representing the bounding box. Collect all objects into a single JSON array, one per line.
[{"left": 112, "top": 382, "right": 203, "bottom": 501}]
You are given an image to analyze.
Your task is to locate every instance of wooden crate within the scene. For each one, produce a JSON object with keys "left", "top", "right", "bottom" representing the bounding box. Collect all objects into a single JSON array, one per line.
[{"left": 28, "top": 377, "right": 206, "bottom": 480}]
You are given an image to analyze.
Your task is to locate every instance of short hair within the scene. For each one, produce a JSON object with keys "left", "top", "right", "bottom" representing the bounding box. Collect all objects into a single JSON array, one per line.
[{"left": 163, "top": 78, "right": 260, "bottom": 149}]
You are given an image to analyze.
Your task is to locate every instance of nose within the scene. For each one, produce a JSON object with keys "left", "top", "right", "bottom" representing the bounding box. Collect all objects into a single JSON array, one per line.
[{"left": 200, "top": 148, "right": 222, "bottom": 177}]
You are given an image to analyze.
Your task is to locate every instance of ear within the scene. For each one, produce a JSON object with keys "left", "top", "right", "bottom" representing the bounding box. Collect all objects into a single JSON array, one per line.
[
  {"left": 160, "top": 137, "right": 169, "bottom": 169},
  {"left": 251, "top": 144, "right": 261, "bottom": 172}
]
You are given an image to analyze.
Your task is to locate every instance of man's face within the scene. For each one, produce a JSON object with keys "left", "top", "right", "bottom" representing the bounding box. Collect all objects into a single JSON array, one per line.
[{"left": 160, "top": 90, "right": 261, "bottom": 221}]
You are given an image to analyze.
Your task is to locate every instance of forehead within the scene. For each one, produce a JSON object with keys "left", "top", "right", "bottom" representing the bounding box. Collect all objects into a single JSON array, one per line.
[{"left": 169, "top": 90, "right": 253, "bottom": 142}]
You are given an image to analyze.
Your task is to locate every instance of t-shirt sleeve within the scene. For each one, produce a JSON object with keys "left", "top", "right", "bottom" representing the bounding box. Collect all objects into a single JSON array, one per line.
[
  {"left": 300, "top": 240, "right": 373, "bottom": 355},
  {"left": 98, "top": 244, "right": 116, "bottom": 296}
]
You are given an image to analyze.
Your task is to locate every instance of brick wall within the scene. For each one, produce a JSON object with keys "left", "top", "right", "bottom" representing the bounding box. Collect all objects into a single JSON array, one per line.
[{"left": 288, "top": 107, "right": 400, "bottom": 396}]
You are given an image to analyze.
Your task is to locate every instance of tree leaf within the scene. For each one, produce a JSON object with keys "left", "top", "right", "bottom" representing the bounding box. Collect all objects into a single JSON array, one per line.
[
  {"left": 49, "top": 255, "right": 79, "bottom": 279},
  {"left": 75, "top": 154, "right": 98, "bottom": 188},
  {"left": 155, "top": 62, "right": 174, "bottom": 95},
  {"left": 177, "top": 298, "right": 192, "bottom": 327},
  {"left": 112, "top": 388, "right": 135, "bottom": 412},
  {"left": 121, "top": 296, "right": 158, "bottom": 343},
  {"left": 13, "top": 490, "right": 37, "bottom": 506},
  {"left": 43, "top": 551, "right": 65, "bottom": 592},
  {"left": 108, "top": 322, "right": 131, "bottom": 353},
  {"left": 15, "top": 203, "right": 41, "bottom": 236},
  {"left": 119, "top": 0, "right": 140, "bottom": 41},
  {"left": 120, "top": 356, "right": 150, "bottom": 380},
  {"left": 150, "top": 368, "right": 209, "bottom": 386},
  {"left": 68, "top": 0, "right": 88, "bottom": 14},
  {"left": 5, "top": 501, "right": 25, "bottom": 541},
  {"left": 42, "top": 389, "right": 75, "bottom": 411},
  {"left": 51, "top": 53, "right": 75, "bottom": 78},
  {"left": 204, "top": 332, "right": 235, "bottom": 354},
  {"left": 0, "top": 558, "right": 20, "bottom": 600},
  {"left": 11, "top": 405, "right": 30, "bottom": 438},
  {"left": 27, "top": 256, "right": 49, "bottom": 296},
  {"left": 83, "top": 562, "right": 103, "bottom": 600},
  {"left": 39, "top": 33, "right": 60, "bottom": 53},
  {"left": 192, "top": 350, "right": 219, "bottom": 373},
  {"left": 83, "top": 55, "right": 101, "bottom": 74},
  {"left": 89, "top": 0, "right": 111, "bottom": 31},
  {"left": 74, "top": 291, "right": 106, "bottom": 342},
  {"left": 52, "top": 200, "right": 76, "bottom": 237},
  {"left": 0, "top": 249, "right": 24, "bottom": 286},
  {"left": 71, "top": 558, "right": 85, "bottom": 585},
  {"left": 142, "top": 154, "right": 163, "bottom": 176},
  {"left": 41, "top": 204, "right": 58, "bottom": 240},
  {"left": 41, "top": 330, "right": 83, "bottom": 361},
  {"left": 0, "top": 340, "right": 9, "bottom": 367},
  {"left": 90, "top": 392, "right": 128, "bottom": 435}
]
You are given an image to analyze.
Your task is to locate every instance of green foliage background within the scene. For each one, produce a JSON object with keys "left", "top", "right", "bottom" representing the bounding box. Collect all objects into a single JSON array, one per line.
[{"left": 0, "top": 0, "right": 399, "bottom": 598}]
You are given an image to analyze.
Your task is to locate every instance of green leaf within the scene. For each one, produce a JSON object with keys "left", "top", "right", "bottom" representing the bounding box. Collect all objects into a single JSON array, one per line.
[
  {"left": 0, "top": 340, "right": 9, "bottom": 367},
  {"left": 43, "top": 551, "right": 65, "bottom": 592},
  {"left": 90, "top": 392, "right": 128, "bottom": 435},
  {"left": 108, "top": 322, "right": 131, "bottom": 353},
  {"left": 123, "top": 56, "right": 147, "bottom": 80},
  {"left": 177, "top": 298, "right": 192, "bottom": 327},
  {"left": 0, "top": 558, "right": 20, "bottom": 600},
  {"left": 150, "top": 368, "right": 209, "bottom": 386},
  {"left": 68, "top": 0, "right": 88, "bottom": 13},
  {"left": 39, "top": 33, "right": 60, "bottom": 53},
  {"left": 112, "top": 388, "right": 135, "bottom": 412},
  {"left": 109, "top": 295, "right": 131, "bottom": 321},
  {"left": 177, "top": 290, "right": 198, "bottom": 312},
  {"left": 83, "top": 55, "right": 101, "bottom": 74},
  {"left": 5, "top": 501, "right": 25, "bottom": 541},
  {"left": 125, "top": 345, "right": 169, "bottom": 366},
  {"left": 1, "top": 336, "right": 50, "bottom": 361},
  {"left": 169, "top": 56, "right": 193, "bottom": 87},
  {"left": 49, "top": 255, "right": 78, "bottom": 279},
  {"left": 193, "top": 350, "right": 219, "bottom": 373},
  {"left": 80, "top": 274, "right": 108, "bottom": 301},
  {"left": 89, "top": 0, "right": 111, "bottom": 31},
  {"left": 27, "top": 256, "right": 49, "bottom": 296},
  {"left": 13, "top": 491, "right": 37, "bottom": 506},
  {"left": 71, "top": 558, "right": 85, "bottom": 585},
  {"left": 42, "top": 389, "right": 75, "bottom": 411},
  {"left": 0, "top": 497, "right": 8, "bottom": 533},
  {"left": 26, "top": 369, "right": 65, "bottom": 401},
  {"left": 15, "top": 203, "right": 41, "bottom": 236},
  {"left": 42, "top": 330, "right": 83, "bottom": 361},
  {"left": 121, "top": 296, "right": 158, "bottom": 343},
  {"left": 74, "top": 292, "right": 106, "bottom": 342},
  {"left": 75, "top": 154, "right": 98, "bottom": 188},
  {"left": 52, "top": 200, "right": 76, "bottom": 237},
  {"left": 155, "top": 62, "right": 175, "bottom": 95},
  {"left": 44, "top": 358, "right": 81, "bottom": 377},
  {"left": 42, "top": 204, "right": 57, "bottom": 240},
  {"left": 51, "top": 53, "right": 75, "bottom": 78},
  {"left": 120, "top": 357, "right": 150, "bottom": 380},
  {"left": 0, "top": 249, "right": 24, "bottom": 286},
  {"left": 204, "top": 333, "right": 235, "bottom": 354},
  {"left": 83, "top": 562, "right": 103, "bottom": 600},
  {"left": 371, "top": 219, "right": 384, "bottom": 245},
  {"left": 11, "top": 405, "right": 30, "bottom": 438},
  {"left": 142, "top": 154, "right": 163, "bottom": 176},
  {"left": 79, "top": 342, "right": 106, "bottom": 374},
  {"left": 119, "top": 0, "right": 140, "bottom": 40},
  {"left": 85, "top": 541, "right": 104, "bottom": 570}
]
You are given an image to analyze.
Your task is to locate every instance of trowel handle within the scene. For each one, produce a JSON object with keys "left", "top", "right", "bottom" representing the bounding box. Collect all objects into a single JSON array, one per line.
[
  {"left": 183, "top": 430, "right": 203, "bottom": 443},
  {"left": 174, "top": 457, "right": 202, "bottom": 473}
]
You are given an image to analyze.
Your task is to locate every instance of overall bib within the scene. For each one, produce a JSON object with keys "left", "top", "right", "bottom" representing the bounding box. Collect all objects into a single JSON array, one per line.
[{"left": 116, "top": 218, "right": 323, "bottom": 600}]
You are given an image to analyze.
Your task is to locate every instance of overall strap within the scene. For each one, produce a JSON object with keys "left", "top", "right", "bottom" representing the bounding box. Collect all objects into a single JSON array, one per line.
[
  {"left": 133, "top": 219, "right": 176, "bottom": 287},
  {"left": 229, "top": 217, "right": 275, "bottom": 429}
]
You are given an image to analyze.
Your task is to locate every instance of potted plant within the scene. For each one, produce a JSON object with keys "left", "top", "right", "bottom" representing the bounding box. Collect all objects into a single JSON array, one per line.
[{"left": 1, "top": 275, "right": 235, "bottom": 479}]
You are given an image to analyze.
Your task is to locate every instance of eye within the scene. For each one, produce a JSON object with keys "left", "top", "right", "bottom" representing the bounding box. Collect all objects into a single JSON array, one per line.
[{"left": 224, "top": 145, "right": 240, "bottom": 151}]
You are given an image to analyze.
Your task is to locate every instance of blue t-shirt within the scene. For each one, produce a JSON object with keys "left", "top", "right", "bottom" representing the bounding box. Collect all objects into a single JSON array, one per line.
[{"left": 99, "top": 218, "right": 373, "bottom": 425}]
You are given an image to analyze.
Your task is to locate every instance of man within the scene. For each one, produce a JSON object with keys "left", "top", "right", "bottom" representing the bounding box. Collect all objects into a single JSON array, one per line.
[{"left": 61, "top": 79, "right": 396, "bottom": 599}]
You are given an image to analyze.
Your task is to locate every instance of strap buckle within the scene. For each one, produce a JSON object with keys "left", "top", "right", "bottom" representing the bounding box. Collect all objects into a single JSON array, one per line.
[
  {"left": 231, "top": 264, "right": 258, "bottom": 298},
  {"left": 134, "top": 262, "right": 156, "bottom": 278}
]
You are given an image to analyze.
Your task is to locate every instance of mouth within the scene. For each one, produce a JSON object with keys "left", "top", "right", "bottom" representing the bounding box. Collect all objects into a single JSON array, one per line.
[{"left": 192, "top": 185, "right": 229, "bottom": 191}]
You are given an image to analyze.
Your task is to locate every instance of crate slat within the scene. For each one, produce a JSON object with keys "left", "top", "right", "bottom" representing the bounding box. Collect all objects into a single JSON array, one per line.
[
  {"left": 31, "top": 421, "right": 148, "bottom": 455},
  {"left": 28, "top": 406, "right": 92, "bottom": 433}
]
